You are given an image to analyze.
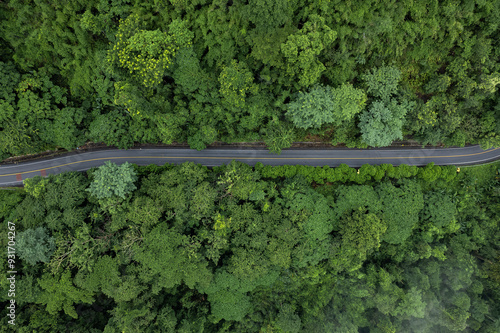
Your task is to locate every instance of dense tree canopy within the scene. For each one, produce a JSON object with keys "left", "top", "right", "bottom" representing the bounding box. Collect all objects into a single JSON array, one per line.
[
  {"left": 1, "top": 1, "right": 500, "bottom": 329},
  {"left": 0, "top": 160, "right": 499, "bottom": 332},
  {"left": 0, "top": 0, "right": 498, "bottom": 159}
]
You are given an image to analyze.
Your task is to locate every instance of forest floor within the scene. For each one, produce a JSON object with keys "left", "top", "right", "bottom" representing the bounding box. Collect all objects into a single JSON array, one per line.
[{"left": 0, "top": 140, "right": 446, "bottom": 165}]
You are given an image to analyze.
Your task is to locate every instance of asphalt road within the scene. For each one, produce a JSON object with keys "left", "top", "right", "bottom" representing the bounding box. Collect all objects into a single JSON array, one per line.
[{"left": 0, "top": 145, "right": 499, "bottom": 186}]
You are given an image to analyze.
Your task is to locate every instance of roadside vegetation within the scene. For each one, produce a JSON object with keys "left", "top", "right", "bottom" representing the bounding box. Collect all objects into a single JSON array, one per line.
[
  {"left": 0, "top": 161, "right": 499, "bottom": 332},
  {"left": 1, "top": 0, "right": 499, "bottom": 160}
]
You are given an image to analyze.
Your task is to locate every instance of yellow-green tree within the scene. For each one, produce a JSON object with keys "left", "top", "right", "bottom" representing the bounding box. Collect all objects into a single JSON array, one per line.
[
  {"left": 218, "top": 59, "right": 258, "bottom": 108},
  {"left": 107, "top": 14, "right": 193, "bottom": 89}
]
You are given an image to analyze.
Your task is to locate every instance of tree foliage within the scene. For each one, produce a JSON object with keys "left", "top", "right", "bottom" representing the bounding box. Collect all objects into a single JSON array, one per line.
[
  {"left": 1, "top": 160, "right": 499, "bottom": 332},
  {"left": 17, "top": 227, "right": 55, "bottom": 265},
  {"left": 218, "top": 59, "right": 258, "bottom": 109},
  {"left": 359, "top": 99, "right": 413, "bottom": 147},
  {"left": 287, "top": 84, "right": 366, "bottom": 129},
  {"left": 107, "top": 14, "right": 193, "bottom": 89},
  {"left": 362, "top": 65, "right": 402, "bottom": 101},
  {"left": 86, "top": 161, "right": 138, "bottom": 200},
  {"left": 281, "top": 14, "right": 337, "bottom": 88}
]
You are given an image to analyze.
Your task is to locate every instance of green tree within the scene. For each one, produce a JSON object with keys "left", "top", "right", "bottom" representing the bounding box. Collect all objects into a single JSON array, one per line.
[
  {"left": 243, "top": 0, "right": 296, "bottom": 32},
  {"left": 17, "top": 227, "right": 55, "bottom": 265},
  {"left": 48, "top": 222, "right": 110, "bottom": 273},
  {"left": 377, "top": 180, "right": 424, "bottom": 245},
  {"left": 274, "top": 303, "right": 302, "bottom": 333},
  {"left": 1, "top": 1, "right": 95, "bottom": 96},
  {"left": 218, "top": 59, "right": 258, "bottom": 108},
  {"left": 76, "top": 255, "right": 145, "bottom": 303},
  {"left": 171, "top": 47, "right": 215, "bottom": 95},
  {"left": 332, "top": 83, "right": 368, "bottom": 122},
  {"left": 87, "top": 110, "right": 133, "bottom": 149},
  {"left": 359, "top": 99, "right": 413, "bottom": 147},
  {"left": 40, "top": 107, "right": 86, "bottom": 150},
  {"left": 362, "top": 65, "right": 402, "bottom": 101},
  {"left": 107, "top": 14, "right": 194, "bottom": 89},
  {"left": 24, "top": 176, "right": 50, "bottom": 199},
  {"left": 262, "top": 121, "right": 296, "bottom": 154},
  {"left": 191, "top": 181, "right": 217, "bottom": 220},
  {"left": 333, "top": 184, "right": 382, "bottom": 222},
  {"left": 86, "top": 161, "right": 138, "bottom": 210},
  {"left": 126, "top": 196, "right": 164, "bottom": 230},
  {"left": 217, "top": 161, "right": 262, "bottom": 201},
  {"left": 43, "top": 172, "right": 88, "bottom": 212},
  {"left": 287, "top": 84, "right": 332, "bottom": 127},
  {"left": 281, "top": 14, "right": 337, "bottom": 88},
  {"left": 37, "top": 271, "right": 94, "bottom": 319},
  {"left": 0, "top": 118, "right": 40, "bottom": 158},
  {"left": 0, "top": 189, "right": 24, "bottom": 221},
  {"left": 206, "top": 288, "right": 251, "bottom": 323},
  {"left": 421, "top": 191, "right": 457, "bottom": 229},
  {"left": 133, "top": 224, "right": 212, "bottom": 292},
  {"left": 330, "top": 208, "right": 386, "bottom": 274},
  {"left": 339, "top": 207, "right": 387, "bottom": 268},
  {"left": 287, "top": 84, "right": 366, "bottom": 129},
  {"left": 187, "top": 124, "right": 218, "bottom": 151}
]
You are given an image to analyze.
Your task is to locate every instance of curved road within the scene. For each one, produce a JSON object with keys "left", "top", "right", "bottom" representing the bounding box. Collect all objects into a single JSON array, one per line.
[{"left": 0, "top": 145, "right": 499, "bottom": 186}]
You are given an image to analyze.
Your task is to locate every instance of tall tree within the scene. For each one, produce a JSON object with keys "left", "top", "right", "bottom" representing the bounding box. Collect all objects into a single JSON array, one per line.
[
  {"left": 218, "top": 59, "right": 258, "bottom": 109},
  {"left": 362, "top": 65, "right": 402, "bottom": 101},
  {"left": 377, "top": 179, "right": 424, "bottom": 245},
  {"left": 286, "top": 84, "right": 366, "bottom": 129},
  {"left": 86, "top": 161, "right": 137, "bottom": 212},
  {"left": 17, "top": 227, "right": 55, "bottom": 265},
  {"left": 359, "top": 98, "right": 413, "bottom": 147},
  {"left": 107, "top": 14, "right": 194, "bottom": 89},
  {"left": 336, "top": 207, "right": 387, "bottom": 272},
  {"left": 37, "top": 271, "right": 94, "bottom": 319},
  {"left": 280, "top": 14, "right": 337, "bottom": 88}
]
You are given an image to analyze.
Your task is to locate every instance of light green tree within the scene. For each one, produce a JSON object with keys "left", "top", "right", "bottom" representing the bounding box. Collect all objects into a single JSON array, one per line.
[
  {"left": 287, "top": 84, "right": 366, "bottom": 129},
  {"left": 23, "top": 176, "right": 50, "bottom": 198},
  {"left": 37, "top": 271, "right": 94, "bottom": 319},
  {"left": 359, "top": 99, "right": 413, "bottom": 147},
  {"left": 86, "top": 161, "right": 138, "bottom": 206},
  {"left": 333, "top": 83, "right": 368, "bottom": 122},
  {"left": 17, "top": 227, "right": 55, "bottom": 265}
]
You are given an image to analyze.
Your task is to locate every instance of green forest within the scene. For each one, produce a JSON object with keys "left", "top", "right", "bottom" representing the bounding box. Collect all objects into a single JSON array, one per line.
[
  {"left": 0, "top": 160, "right": 499, "bottom": 332},
  {"left": 1, "top": 0, "right": 500, "bottom": 332},
  {"left": 1, "top": 0, "right": 500, "bottom": 159}
]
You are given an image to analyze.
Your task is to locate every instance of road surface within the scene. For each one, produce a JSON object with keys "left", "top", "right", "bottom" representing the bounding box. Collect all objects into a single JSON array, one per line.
[{"left": 0, "top": 145, "right": 499, "bottom": 186}]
